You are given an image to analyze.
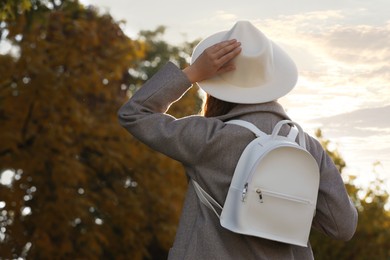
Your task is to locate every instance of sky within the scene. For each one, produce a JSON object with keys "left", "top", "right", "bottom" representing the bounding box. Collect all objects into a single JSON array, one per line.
[{"left": 74, "top": 0, "right": 390, "bottom": 191}]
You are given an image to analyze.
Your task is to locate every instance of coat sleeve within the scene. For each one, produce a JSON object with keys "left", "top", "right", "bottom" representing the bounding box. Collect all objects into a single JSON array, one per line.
[
  {"left": 308, "top": 137, "right": 358, "bottom": 241},
  {"left": 117, "top": 62, "right": 226, "bottom": 166}
]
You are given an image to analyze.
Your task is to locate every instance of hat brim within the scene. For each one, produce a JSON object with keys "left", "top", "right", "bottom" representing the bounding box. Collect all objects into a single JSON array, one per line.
[{"left": 191, "top": 31, "right": 298, "bottom": 104}]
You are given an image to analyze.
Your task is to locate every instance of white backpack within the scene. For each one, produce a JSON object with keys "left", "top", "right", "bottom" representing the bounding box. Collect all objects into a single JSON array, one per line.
[{"left": 192, "top": 119, "right": 320, "bottom": 247}]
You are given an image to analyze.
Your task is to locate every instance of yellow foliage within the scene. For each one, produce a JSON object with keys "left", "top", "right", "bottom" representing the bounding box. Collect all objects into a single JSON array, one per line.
[
  {"left": 0, "top": 2, "right": 149, "bottom": 259},
  {"left": 0, "top": 2, "right": 202, "bottom": 259}
]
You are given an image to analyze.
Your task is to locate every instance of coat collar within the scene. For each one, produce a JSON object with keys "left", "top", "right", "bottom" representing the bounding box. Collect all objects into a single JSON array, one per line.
[{"left": 216, "top": 101, "right": 291, "bottom": 121}]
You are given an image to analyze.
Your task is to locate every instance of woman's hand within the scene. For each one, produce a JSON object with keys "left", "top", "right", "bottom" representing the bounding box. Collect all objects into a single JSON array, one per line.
[{"left": 183, "top": 39, "right": 241, "bottom": 83}]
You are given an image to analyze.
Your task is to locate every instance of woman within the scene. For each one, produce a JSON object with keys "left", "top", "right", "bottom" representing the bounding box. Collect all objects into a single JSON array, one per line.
[{"left": 118, "top": 21, "right": 357, "bottom": 260}]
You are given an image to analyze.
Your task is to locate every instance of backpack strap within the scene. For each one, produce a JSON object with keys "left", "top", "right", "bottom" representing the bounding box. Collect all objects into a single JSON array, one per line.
[
  {"left": 226, "top": 120, "right": 267, "bottom": 138},
  {"left": 227, "top": 119, "right": 306, "bottom": 149},
  {"left": 191, "top": 180, "right": 222, "bottom": 219},
  {"left": 287, "top": 126, "right": 299, "bottom": 141}
]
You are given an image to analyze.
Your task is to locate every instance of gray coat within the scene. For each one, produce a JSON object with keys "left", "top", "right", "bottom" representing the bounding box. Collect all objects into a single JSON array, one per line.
[{"left": 118, "top": 62, "right": 358, "bottom": 260}]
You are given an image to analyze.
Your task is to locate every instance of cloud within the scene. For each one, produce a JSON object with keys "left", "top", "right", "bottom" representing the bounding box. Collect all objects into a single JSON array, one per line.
[
  {"left": 255, "top": 10, "right": 390, "bottom": 114},
  {"left": 312, "top": 105, "right": 390, "bottom": 136},
  {"left": 257, "top": 10, "right": 390, "bottom": 69},
  {"left": 323, "top": 23, "right": 390, "bottom": 65}
]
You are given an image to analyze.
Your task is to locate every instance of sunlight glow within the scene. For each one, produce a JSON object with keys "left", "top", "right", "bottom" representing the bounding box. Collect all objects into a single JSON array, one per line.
[
  {"left": 0, "top": 169, "right": 14, "bottom": 186},
  {"left": 21, "top": 207, "right": 32, "bottom": 216}
]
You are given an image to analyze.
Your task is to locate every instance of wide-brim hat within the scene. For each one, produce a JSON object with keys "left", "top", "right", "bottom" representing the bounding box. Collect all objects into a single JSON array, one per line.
[{"left": 191, "top": 21, "right": 298, "bottom": 104}]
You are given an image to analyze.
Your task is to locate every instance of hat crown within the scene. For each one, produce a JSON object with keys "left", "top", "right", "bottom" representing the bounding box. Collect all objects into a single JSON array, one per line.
[
  {"left": 190, "top": 20, "right": 297, "bottom": 104},
  {"left": 220, "top": 21, "right": 274, "bottom": 88}
]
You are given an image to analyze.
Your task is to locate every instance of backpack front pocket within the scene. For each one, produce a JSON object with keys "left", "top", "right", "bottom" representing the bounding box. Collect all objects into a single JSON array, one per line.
[{"left": 251, "top": 188, "right": 311, "bottom": 205}]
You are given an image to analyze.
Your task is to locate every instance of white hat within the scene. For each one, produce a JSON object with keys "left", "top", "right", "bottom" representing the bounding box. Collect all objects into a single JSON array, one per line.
[{"left": 191, "top": 21, "right": 298, "bottom": 104}]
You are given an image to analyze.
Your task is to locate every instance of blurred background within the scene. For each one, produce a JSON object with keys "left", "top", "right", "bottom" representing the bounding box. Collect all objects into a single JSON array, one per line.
[{"left": 0, "top": 0, "right": 389, "bottom": 259}]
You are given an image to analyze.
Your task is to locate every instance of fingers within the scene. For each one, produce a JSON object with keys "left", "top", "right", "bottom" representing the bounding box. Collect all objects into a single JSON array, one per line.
[
  {"left": 213, "top": 39, "right": 240, "bottom": 57},
  {"left": 209, "top": 39, "right": 241, "bottom": 67},
  {"left": 184, "top": 39, "right": 241, "bottom": 83},
  {"left": 218, "top": 43, "right": 241, "bottom": 65}
]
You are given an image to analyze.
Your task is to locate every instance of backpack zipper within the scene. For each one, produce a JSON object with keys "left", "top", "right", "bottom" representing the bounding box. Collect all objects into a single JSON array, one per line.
[
  {"left": 242, "top": 183, "right": 248, "bottom": 202},
  {"left": 256, "top": 188, "right": 263, "bottom": 203},
  {"left": 251, "top": 187, "right": 311, "bottom": 205}
]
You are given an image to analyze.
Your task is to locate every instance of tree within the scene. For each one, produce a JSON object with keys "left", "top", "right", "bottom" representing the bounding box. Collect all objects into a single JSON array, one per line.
[
  {"left": 0, "top": 0, "right": 31, "bottom": 20},
  {"left": 0, "top": 0, "right": 79, "bottom": 20},
  {"left": 0, "top": 1, "right": 202, "bottom": 258},
  {"left": 310, "top": 130, "right": 390, "bottom": 259},
  {"left": 0, "top": 1, "right": 149, "bottom": 258}
]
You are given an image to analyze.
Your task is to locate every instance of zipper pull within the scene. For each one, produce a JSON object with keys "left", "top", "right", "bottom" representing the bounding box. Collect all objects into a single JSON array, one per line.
[
  {"left": 256, "top": 188, "right": 263, "bottom": 203},
  {"left": 242, "top": 183, "right": 248, "bottom": 202}
]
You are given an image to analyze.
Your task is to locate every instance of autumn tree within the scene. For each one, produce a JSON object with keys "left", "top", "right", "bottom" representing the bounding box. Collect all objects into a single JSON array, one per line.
[
  {"left": 310, "top": 130, "right": 390, "bottom": 259},
  {"left": 0, "top": 0, "right": 32, "bottom": 20},
  {"left": 0, "top": 0, "right": 147, "bottom": 258},
  {"left": 0, "top": 0, "right": 203, "bottom": 258}
]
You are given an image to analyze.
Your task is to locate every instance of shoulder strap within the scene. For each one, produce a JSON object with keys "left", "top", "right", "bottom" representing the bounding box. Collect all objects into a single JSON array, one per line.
[
  {"left": 191, "top": 180, "right": 222, "bottom": 219},
  {"left": 287, "top": 126, "right": 299, "bottom": 141},
  {"left": 226, "top": 120, "right": 267, "bottom": 138}
]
